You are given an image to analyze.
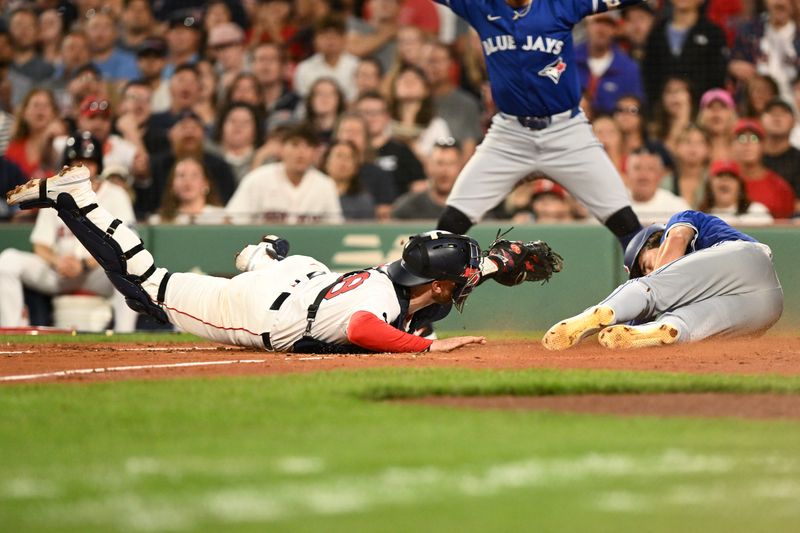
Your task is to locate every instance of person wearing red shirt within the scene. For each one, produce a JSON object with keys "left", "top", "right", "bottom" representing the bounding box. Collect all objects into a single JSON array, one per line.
[{"left": 731, "top": 119, "right": 796, "bottom": 219}]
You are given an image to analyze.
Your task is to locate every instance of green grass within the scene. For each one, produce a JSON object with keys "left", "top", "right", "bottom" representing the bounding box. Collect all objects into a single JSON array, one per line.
[{"left": 1, "top": 368, "right": 800, "bottom": 532}]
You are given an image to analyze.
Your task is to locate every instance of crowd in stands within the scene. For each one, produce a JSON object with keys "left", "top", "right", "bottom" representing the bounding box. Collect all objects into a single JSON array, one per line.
[{"left": 0, "top": 0, "right": 798, "bottom": 228}]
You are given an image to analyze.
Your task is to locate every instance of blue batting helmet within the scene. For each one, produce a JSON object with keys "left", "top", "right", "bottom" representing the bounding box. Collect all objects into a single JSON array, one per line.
[{"left": 623, "top": 224, "right": 665, "bottom": 279}]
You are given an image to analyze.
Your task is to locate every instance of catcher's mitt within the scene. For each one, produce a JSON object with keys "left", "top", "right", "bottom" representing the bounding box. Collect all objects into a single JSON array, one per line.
[{"left": 484, "top": 233, "right": 564, "bottom": 287}]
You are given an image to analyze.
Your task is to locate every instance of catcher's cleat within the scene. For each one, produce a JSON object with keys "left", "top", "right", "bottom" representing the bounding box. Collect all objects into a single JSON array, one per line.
[
  {"left": 6, "top": 165, "right": 94, "bottom": 209},
  {"left": 234, "top": 235, "right": 290, "bottom": 272},
  {"left": 542, "top": 305, "right": 615, "bottom": 351},
  {"left": 598, "top": 322, "right": 680, "bottom": 349}
]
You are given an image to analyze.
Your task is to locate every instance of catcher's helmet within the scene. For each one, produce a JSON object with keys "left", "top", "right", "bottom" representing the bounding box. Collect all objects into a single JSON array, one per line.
[
  {"left": 387, "top": 231, "right": 482, "bottom": 311},
  {"left": 63, "top": 131, "right": 103, "bottom": 175},
  {"left": 624, "top": 224, "right": 666, "bottom": 279}
]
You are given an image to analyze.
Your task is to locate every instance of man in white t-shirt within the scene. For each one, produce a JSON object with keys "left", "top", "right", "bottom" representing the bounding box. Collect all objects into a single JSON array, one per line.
[
  {"left": 226, "top": 125, "right": 343, "bottom": 224},
  {"left": 0, "top": 136, "right": 137, "bottom": 331},
  {"left": 627, "top": 148, "right": 690, "bottom": 224},
  {"left": 293, "top": 16, "right": 359, "bottom": 101}
]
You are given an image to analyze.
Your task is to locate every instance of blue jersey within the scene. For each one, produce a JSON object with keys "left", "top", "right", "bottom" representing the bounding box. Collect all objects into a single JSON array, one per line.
[
  {"left": 435, "top": 0, "right": 645, "bottom": 116},
  {"left": 662, "top": 211, "right": 758, "bottom": 253}
]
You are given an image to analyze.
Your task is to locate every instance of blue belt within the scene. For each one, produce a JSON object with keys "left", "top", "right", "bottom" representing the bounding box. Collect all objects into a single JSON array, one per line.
[{"left": 516, "top": 107, "right": 580, "bottom": 131}]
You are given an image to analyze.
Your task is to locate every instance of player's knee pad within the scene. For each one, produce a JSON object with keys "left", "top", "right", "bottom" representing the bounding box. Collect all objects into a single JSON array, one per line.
[
  {"left": 605, "top": 207, "right": 642, "bottom": 248},
  {"left": 54, "top": 193, "right": 169, "bottom": 323},
  {"left": 437, "top": 206, "right": 474, "bottom": 235}
]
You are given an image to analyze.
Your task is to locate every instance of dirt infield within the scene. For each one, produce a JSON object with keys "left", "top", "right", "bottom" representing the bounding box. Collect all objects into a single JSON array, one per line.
[
  {"left": 2, "top": 336, "right": 798, "bottom": 419},
  {"left": 2, "top": 335, "right": 798, "bottom": 384}
]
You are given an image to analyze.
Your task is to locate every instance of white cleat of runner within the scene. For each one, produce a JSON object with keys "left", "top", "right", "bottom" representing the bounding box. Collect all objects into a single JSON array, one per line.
[
  {"left": 542, "top": 305, "right": 616, "bottom": 351},
  {"left": 598, "top": 322, "right": 680, "bottom": 349},
  {"left": 6, "top": 165, "right": 94, "bottom": 208}
]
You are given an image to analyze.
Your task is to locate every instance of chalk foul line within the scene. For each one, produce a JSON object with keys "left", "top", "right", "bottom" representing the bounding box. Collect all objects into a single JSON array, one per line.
[{"left": 0, "top": 359, "right": 268, "bottom": 382}]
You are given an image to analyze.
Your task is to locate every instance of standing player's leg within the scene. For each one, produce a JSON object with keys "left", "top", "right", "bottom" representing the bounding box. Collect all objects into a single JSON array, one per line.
[
  {"left": 543, "top": 241, "right": 782, "bottom": 349},
  {"left": 437, "top": 114, "right": 540, "bottom": 234},
  {"left": 537, "top": 114, "right": 641, "bottom": 248}
]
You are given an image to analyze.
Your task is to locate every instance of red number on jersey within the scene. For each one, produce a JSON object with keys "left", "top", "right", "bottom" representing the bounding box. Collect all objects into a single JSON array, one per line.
[{"left": 324, "top": 272, "right": 371, "bottom": 300}]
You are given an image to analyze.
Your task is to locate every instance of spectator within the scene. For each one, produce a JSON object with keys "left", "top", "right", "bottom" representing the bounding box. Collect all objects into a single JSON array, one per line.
[
  {"left": 385, "top": 24, "right": 426, "bottom": 77},
  {"left": 54, "top": 95, "right": 138, "bottom": 173},
  {"left": 248, "top": 0, "right": 310, "bottom": 64},
  {"left": 303, "top": 77, "right": 346, "bottom": 147},
  {"left": 699, "top": 160, "right": 773, "bottom": 225},
  {"left": 135, "top": 38, "right": 171, "bottom": 113},
  {"left": 226, "top": 125, "right": 343, "bottom": 224},
  {"left": 459, "top": 28, "right": 488, "bottom": 101},
  {"left": 591, "top": 114, "right": 625, "bottom": 176},
  {"left": 731, "top": 118, "right": 796, "bottom": 219},
  {"left": 347, "top": 0, "right": 400, "bottom": 73},
  {"left": 164, "top": 10, "right": 202, "bottom": 79},
  {"left": 392, "top": 137, "right": 461, "bottom": 220},
  {"left": 136, "top": 109, "right": 237, "bottom": 219},
  {"left": 355, "top": 90, "right": 427, "bottom": 195},
  {"left": 761, "top": 98, "right": 800, "bottom": 214},
  {"left": 38, "top": 8, "right": 64, "bottom": 66},
  {"left": 9, "top": 7, "right": 54, "bottom": 83},
  {"left": 743, "top": 74, "right": 779, "bottom": 118},
  {"left": 293, "top": 16, "right": 359, "bottom": 102},
  {"left": 333, "top": 112, "right": 397, "bottom": 219},
  {"left": 619, "top": 2, "right": 656, "bottom": 65},
  {"left": 0, "top": 133, "right": 137, "bottom": 332},
  {"left": 203, "top": 0, "right": 233, "bottom": 34},
  {"left": 613, "top": 94, "right": 672, "bottom": 166},
  {"left": 61, "top": 63, "right": 104, "bottom": 122},
  {"left": 398, "top": 0, "right": 440, "bottom": 36},
  {"left": 119, "top": 0, "right": 156, "bottom": 53},
  {"left": 352, "top": 60, "right": 380, "bottom": 101},
  {"left": 651, "top": 76, "right": 695, "bottom": 154},
  {"left": 791, "top": 76, "right": 800, "bottom": 149},
  {"left": 207, "top": 22, "right": 247, "bottom": 91},
  {"left": 642, "top": 0, "right": 727, "bottom": 111},
  {"left": 421, "top": 41, "right": 482, "bottom": 157},
  {"left": 729, "top": 0, "right": 799, "bottom": 105},
  {"left": 116, "top": 80, "right": 167, "bottom": 157},
  {"left": 51, "top": 31, "right": 92, "bottom": 113},
  {"left": 697, "top": 88, "right": 738, "bottom": 162},
  {"left": 627, "top": 148, "right": 691, "bottom": 224},
  {"left": 210, "top": 102, "right": 264, "bottom": 182},
  {"left": 6, "top": 89, "right": 65, "bottom": 180},
  {"left": 388, "top": 64, "right": 451, "bottom": 159},
  {"left": 576, "top": 11, "right": 644, "bottom": 116},
  {"left": 222, "top": 72, "right": 264, "bottom": 110},
  {"left": 251, "top": 42, "right": 301, "bottom": 129},
  {"left": 322, "top": 140, "right": 376, "bottom": 220},
  {"left": 148, "top": 156, "right": 226, "bottom": 224},
  {"left": 85, "top": 9, "right": 140, "bottom": 81},
  {"left": 194, "top": 60, "right": 220, "bottom": 131},
  {"left": 148, "top": 63, "right": 202, "bottom": 134},
  {"left": 0, "top": 156, "right": 27, "bottom": 220},
  {"left": 517, "top": 180, "right": 575, "bottom": 224},
  {"left": 672, "top": 124, "right": 711, "bottom": 208}
]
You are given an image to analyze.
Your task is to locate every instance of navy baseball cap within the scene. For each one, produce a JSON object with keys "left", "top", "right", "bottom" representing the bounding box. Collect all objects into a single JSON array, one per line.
[
  {"left": 169, "top": 10, "right": 201, "bottom": 31},
  {"left": 174, "top": 108, "right": 203, "bottom": 124},
  {"left": 624, "top": 224, "right": 665, "bottom": 279},
  {"left": 136, "top": 37, "right": 168, "bottom": 57}
]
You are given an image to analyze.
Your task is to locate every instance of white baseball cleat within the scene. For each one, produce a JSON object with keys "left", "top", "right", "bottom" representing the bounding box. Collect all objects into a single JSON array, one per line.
[
  {"left": 598, "top": 322, "right": 680, "bottom": 349},
  {"left": 6, "top": 165, "right": 95, "bottom": 209},
  {"left": 542, "top": 305, "right": 615, "bottom": 351}
]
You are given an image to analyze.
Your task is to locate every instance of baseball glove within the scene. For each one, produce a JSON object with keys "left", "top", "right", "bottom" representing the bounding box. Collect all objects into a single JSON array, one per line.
[{"left": 484, "top": 232, "right": 564, "bottom": 287}]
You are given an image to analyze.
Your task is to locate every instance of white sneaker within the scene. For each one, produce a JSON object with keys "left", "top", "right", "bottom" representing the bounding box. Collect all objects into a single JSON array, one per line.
[
  {"left": 6, "top": 165, "right": 95, "bottom": 209},
  {"left": 598, "top": 323, "right": 680, "bottom": 349},
  {"left": 542, "top": 305, "right": 615, "bottom": 351}
]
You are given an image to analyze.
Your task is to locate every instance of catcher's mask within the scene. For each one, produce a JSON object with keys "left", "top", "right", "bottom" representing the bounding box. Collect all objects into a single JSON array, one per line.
[
  {"left": 387, "top": 231, "right": 482, "bottom": 312},
  {"left": 624, "top": 224, "right": 666, "bottom": 279}
]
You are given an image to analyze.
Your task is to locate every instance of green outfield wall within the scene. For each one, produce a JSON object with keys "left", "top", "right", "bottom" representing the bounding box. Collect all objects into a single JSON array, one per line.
[{"left": 2, "top": 223, "right": 798, "bottom": 331}]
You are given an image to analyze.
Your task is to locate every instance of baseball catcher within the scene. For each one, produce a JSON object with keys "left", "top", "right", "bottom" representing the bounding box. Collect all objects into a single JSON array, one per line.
[
  {"left": 542, "top": 210, "right": 783, "bottom": 350},
  {"left": 7, "top": 166, "right": 562, "bottom": 353}
]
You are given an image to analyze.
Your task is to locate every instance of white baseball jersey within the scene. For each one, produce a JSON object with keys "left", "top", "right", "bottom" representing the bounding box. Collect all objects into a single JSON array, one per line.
[
  {"left": 157, "top": 255, "right": 405, "bottom": 350},
  {"left": 225, "top": 162, "right": 344, "bottom": 224}
]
